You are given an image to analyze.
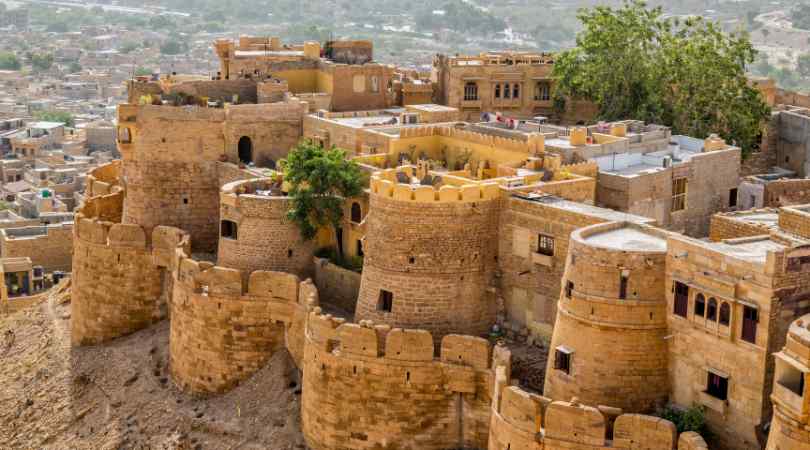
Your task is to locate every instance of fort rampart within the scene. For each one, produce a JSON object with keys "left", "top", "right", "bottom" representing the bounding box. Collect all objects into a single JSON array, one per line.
[
  {"left": 488, "top": 361, "right": 708, "bottom": 450},
  {"left": 169, "top": 246, "right": 318, "bottom": 394},
  {"left": 302, "top": 313, "right": 500, "bottom": 450},
  {"left": 71, "top": 213, "right": 189, "bottom": 345}
]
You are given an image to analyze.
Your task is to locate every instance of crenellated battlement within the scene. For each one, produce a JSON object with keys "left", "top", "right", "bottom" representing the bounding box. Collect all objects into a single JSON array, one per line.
[
  {"left": 489, "top": 366, "right": 709, "bottom": 450},
  {"left": 305, "top": 311, "right": 493, "bottom": 369},
  {"left": 85, "top": 160, "right": 123, "bottom": 198},
  {"left": 302, "top": 312, "right": 497, "bottom": 450},
  {"left": 169, "top": 244, "right": 318, "bottom": 394},
  {"left": 396, "top": 123, "right": 542, "bottom": 154},
  {"left": 369, "top": 171, "right": 500, "bottom": 203}
]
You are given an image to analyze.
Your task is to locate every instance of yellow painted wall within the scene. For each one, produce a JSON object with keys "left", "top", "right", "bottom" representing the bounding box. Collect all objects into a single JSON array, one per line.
[
  {"left": 316, "top": 70, "right": 334, "bottom": 94},
  {"left": 389, "top": 135, "right": 528, "bottom": 168},
  {"left": 275, "top": 69, "right": 318, "bottom": 94}
]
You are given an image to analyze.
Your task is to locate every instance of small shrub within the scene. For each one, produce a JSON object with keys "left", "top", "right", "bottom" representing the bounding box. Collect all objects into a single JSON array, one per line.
[{"left": 658, "top": 404, "right": 707, "bottom": 436}]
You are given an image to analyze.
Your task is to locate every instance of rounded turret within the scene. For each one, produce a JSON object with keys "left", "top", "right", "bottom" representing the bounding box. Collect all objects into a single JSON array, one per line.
[
  {"left": 543, "top": 221, "right": 670, "bottom": 413},
  {"left": 354, "top": 170, "right": 501, "bottom": 340},
  {"left": 217, "top": 177, "right": 315, "bottom": 279},
  {"left": 766, "top": 314, "right": 810, "bottom": 450}
]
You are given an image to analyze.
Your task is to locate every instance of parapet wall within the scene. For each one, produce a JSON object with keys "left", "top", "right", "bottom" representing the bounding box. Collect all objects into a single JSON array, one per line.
[
  {"left": 170, "top": 246, "right": 318, "bottom": 394},
  {"left": 709, "top": 209, "right": 777, "bottom": 242},
  {"left": 779, "top": 206, "right": 810, "bottom": 240},
  {"left": 356, "top": 175, "right": 501, "bottom": 339},
  {"left": 85, "top": 160, "right": 122, "bottom": 198},
  {"left": 218, "top": 177, "right": 315, "bottom": 279},
  {"left": 71, "top": 214, "right": 189, "bottom": 346},
  {"left": 488, "top": 364, "right": 708, "bottom": 450},
  {"left": 0, "top": 223, "right": 73, "bottom": 272},
  {"left": 396, "top": 124, "right": 544, "bottom": 154},
  {"left": 302, "top": 313, "right": 501, "bottom": 450}
]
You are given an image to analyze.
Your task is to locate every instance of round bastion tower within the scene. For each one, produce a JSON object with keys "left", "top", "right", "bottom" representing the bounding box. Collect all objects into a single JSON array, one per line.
[
  {"left": 544, "top": 221, "right": 671, "bottom": 413},
  {"left": 766, "top": 313, "right": 810, "bottom": 450},
  {"left": 217, "top": 177, "right": 315, "bottom": 279},
  {"left": 354, "top": 168, "right": 501, "bottom": 340},
  {"left": 118, "top": 105, "right": 230, "bottom": 253}
]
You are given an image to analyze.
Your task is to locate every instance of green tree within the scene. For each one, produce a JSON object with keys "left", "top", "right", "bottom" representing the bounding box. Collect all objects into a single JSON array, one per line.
[
  {"left": 658, "top": 405, "right": 707, "bottom": 435},
  {"left": 283, "top": 141, "right": 363, "bottom": 255},
  {"left": 34, "top": 111, "right": 75, "bottom": 127},
  {"left": 0, "top": 52, "right": 21, "bottom": 70},
  {"left": 160, "top": 38, "right": 186, "bottom": 55},
  {"left": 30, "top": 53, "right": 54, "bottom": 72},
  {"left": 67, "top": 61, "right": 82, "bottom": 73},
  {"left": 553, "top": 0, "right": 770, "bottom": 156},
  {"left": 134, "top": 66, "right": 153, "bottom": 77}
]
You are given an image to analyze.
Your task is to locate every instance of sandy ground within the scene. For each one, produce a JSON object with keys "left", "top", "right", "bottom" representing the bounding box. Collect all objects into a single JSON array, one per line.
[{"left": 0, "top": 284, "right": 306, "bottom": 450}]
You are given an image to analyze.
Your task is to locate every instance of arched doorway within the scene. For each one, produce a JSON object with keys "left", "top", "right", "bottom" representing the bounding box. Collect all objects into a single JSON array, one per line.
[{"left": 238, "top": 136, "right": 252, "bottom": 164}]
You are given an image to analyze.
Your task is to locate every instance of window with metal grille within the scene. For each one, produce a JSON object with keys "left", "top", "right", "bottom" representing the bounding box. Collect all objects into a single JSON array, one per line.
[
  {"left": 742, "top": 306, "right": 758, "bottom": 344},
  {"left": 673, "top": 282, "right": 689, "bottom": 317},
  {"left": 537, "top": 234, "right": 554, "bottom": 256},
  {"left": 464, "top": 82, "right": 478, "bottom": 101},
  {"left": 672, "top": 177, "right": 687, "bottom": 212}
]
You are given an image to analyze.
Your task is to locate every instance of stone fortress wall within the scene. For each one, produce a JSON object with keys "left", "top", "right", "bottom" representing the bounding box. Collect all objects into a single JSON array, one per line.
[
  {"left": 71, "top": 199, "right": 189, "bottom": 346},
  {"left": 217, "top": 177, "right": 315, "bottom": 280},
  {"left": 354, "top": 170, "right": 502, "bottom": 340},
  {"left": 170, "top": 242, "right": 318, "bottom": 394},
  {"left": 302, "top": 315, "right": 498, "bottom": 450},
  {"left": 489, "top": 357, "right": 708, "bottom": 450},
  {"left": 116, "top": 99, "right": 306, "bottom": 253},
  {"left": 543, "top": 221, "right": 671, "bottom": 413}
]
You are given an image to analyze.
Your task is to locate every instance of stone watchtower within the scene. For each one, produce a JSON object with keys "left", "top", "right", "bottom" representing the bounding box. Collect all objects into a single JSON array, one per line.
[
  {"left": 543, "top": 221, "right": 671, "bottom": 413},
  {"left": 354, "top": 170, "right": 501, "bottom": 341},
  {"left": 766, "top": 314, "right": 810, "bottom": 450}
]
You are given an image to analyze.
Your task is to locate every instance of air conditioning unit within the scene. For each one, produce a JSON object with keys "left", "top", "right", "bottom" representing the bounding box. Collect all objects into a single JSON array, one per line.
[{"left": 401, "top": 113, "right": 419, "bottom": 125}]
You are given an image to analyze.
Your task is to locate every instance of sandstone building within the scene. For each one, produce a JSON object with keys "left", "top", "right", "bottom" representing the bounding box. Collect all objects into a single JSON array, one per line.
[{"left": 61, "top": 35, "right": 810, "bottom": 450}]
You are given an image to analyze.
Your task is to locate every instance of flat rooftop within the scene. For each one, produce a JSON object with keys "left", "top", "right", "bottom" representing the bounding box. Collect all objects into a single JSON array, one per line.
[
  {"left": 583, "top": 226, "right": 668, "bottom": 252},
  {"left": 517, "top": 194, "right": 653, "bottom": 225},
  {"left": 725, "top": 211, "right": 780, "bottom": 231},
  {"left": 331, "top": 115, "right": 400, "bottom": 128},
  {"left": 707, "top": 238, "right": 785, "bottom": 264},
  {"left": 234, "top": 50, "right": 304, "bottom": 57}
]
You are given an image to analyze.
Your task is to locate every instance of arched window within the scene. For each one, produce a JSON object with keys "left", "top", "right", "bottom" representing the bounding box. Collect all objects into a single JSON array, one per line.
[
  {"left": 707, "top": 298, "right": 718, "bottom": 321},
  {"left": 694, "top": 294, "right": 706, "bottom": 317},
  {"left": 238, "top": 136, "right": 252, "bottom": 164},
  {"left": 464, "top": 82, "right": 478, "bottom": 101},
  {"left": 350, "top": 202, "right": 362, "bottom": 224},
  {"left": 118, "top": 127, "right": 131, "bottom": 144},
  {"left": 719, "top": 302, "right": 731, "bottom": 326}
]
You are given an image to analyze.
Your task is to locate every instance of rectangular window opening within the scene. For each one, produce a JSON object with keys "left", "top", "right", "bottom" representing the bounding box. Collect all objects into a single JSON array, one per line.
[
  {"left": 565, "top": 281, "right": 574, "bottom": 299},
  {"left": 742, "top": 305, "right": 758, "bottom": 344},
  {"left": 378, "top": 290, "right": 393, "bottom": 312},
  {"left": 706, "top": 371, "right": 729, "bottom": 400},
  {"left": 673, "top": 281, "right": 689, "bottom": 318},
  {"left": 672, "top": 177, "right": 687, "bottom": 212},
  {"left": 554, "top": 347, "right": 572, "bottom": 374}
]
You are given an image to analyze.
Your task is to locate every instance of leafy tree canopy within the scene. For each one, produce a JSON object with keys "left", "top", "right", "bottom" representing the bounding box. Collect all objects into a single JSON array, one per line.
[
  {"left": 0, "top": 52, "right": 21, "bottom": 71},
  {"left": 553, "top": 0, "right": 770, "bottom": 156},
  {"left": 34, "top": 111, "right": 75, "bottom": 127},
  {"left": 30, "top": 53, "right": 54, "bottom": 72},
  {"left": 283, "top": 141, "right": 363, "bottom": 246}
]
